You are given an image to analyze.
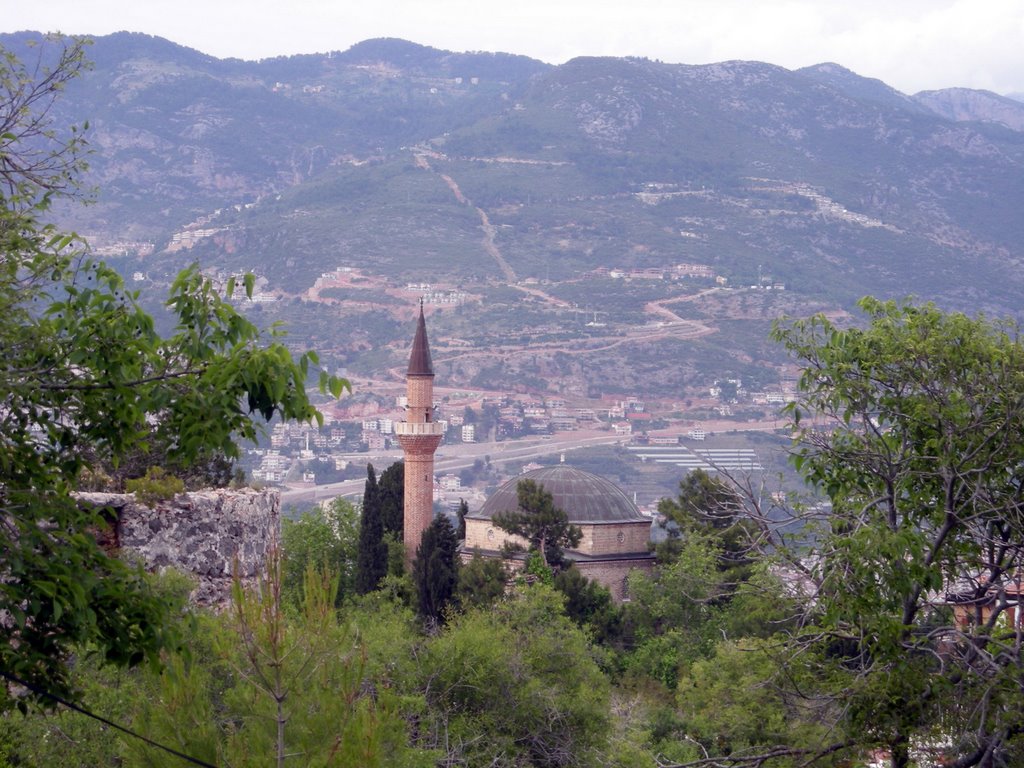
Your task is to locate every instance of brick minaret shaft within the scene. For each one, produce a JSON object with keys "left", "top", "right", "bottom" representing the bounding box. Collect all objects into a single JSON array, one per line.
[{"left": 395, "top": 303, "right": 444, "bottom": 564}]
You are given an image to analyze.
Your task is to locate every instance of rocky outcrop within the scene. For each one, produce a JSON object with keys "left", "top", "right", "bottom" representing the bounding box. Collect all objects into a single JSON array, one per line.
[
  {"left": 77, "top": 488, "right": 279, "bottom": 606},
  {"left": 914, "top": 87, "right": 1024, "bottom": 132}
]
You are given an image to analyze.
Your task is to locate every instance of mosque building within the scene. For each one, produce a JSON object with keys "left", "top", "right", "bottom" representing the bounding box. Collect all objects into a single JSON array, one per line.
[
  {"left": 399, "top": 306, "right": 654, "bottom": 599},
  {"left": 463, "top": 465, "right": 655, "bottom": 600}
]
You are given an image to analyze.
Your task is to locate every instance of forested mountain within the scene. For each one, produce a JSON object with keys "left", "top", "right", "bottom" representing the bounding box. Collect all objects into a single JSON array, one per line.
[
  {"left": 6, "top": 30, "right": 1024, "bottom": 395},
  {"left": 4, "top": 30, "right": 1018, "bottom": 309}
]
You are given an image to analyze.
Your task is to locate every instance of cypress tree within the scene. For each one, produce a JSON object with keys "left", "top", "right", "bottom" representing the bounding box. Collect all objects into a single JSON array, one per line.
[
  {"left": 412, "top": 514, "right": 460, "bottom": 623},
  {"left": 355, "top": 464, "right": 387, "bottom": 594},
  {"left": 378, "top": 461, "right": 404, "bottom": 537},
  {"left": 456, "top": 498, "right": 468, "bottom": 540}
]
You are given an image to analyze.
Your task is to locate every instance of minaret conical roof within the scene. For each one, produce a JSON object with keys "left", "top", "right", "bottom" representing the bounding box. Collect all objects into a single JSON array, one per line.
[{"left": 407, "top": 303, "right": 434, "bottom": 376}]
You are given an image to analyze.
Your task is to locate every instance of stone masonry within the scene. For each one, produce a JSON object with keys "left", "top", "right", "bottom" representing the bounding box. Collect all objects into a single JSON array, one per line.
[{"left": 77, "top": 487, "right": 279, "bottom": 606}]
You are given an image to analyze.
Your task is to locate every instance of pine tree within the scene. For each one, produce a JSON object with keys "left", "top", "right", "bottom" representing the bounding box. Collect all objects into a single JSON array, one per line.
[
  {"left": 493, "top": 480, "right": 581, "bottom": 569},
  {"left": 355, "top": 464, "right": 387, "bottom": 594},
  {"left": 413, "top": 514, "right": 460, "bottom": 623}
]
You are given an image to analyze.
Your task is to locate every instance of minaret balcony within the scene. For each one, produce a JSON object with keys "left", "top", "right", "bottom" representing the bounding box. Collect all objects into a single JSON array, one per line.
[{"left": 394, "top": 421, "right": 445, "bottom": 437}]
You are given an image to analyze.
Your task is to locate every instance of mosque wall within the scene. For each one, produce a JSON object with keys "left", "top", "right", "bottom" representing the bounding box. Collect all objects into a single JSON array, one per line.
[
  {"left": 576, "top": 558, "right": 655, "bottom": 602},
  {"left": 465, "top": 517, "right": 652, "bottom": 558},
  {"left": 576, "top": 520, "right": 652, "bottom": 556},
  {"left": 463, "top": 515, "right": 656, "bottom": 602},
  {"left": 464, "top": 517, "right": 526, "bottom": 552}
]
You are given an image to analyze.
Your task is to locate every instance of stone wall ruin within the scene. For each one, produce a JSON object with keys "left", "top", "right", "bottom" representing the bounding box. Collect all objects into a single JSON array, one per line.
[{"left": 77, "top": 488, "right": 279, "bottom": 606}]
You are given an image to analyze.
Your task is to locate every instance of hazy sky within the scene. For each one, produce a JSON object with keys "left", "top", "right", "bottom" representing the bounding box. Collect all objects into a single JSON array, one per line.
[{"left": 6, "top": 0, "right": 1024, "bottom": 95}]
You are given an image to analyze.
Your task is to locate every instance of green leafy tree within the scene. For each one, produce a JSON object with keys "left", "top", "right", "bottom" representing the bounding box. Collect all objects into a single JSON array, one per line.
[
  {"left": 0, "top": 35, "right": 89, "bottom": 201},
  {"left": 659, "top": 469, "right": 740, "bottom": 529},
  {"left": 128, "top": 555, "right": 432, "bottom": 768},
  {"left": 658, "top": 468, "right": 757, "bottom": 587},
  {"left": 0, "top": 571, "right": 192, "bottom": 766},
  {"left": 383, "top": 530, "right": 408, "bottom": 579},
  {"left": 355, "top": 464, "right": 388, "bottom": 594},
  {"left": 715, "top": 562, "right": 802, "bottom": 641},
  {"left": 456, "top": 554, "right": 507, "bottom": 609},
  {"left": 373, "top": 461, "right": 407, "bottom": 578},
  {"left": 741, "top": 298, "right": 1024, "bottom": 768},
  {"left": 493, "top": 479, "right": 582, "bottom": 568},
  {"left": 521, "top": 548, "right": 555, "bottom": 585},
  {"left": 281, "top": 497, "right": 360, "bottom": 609},
  {"left": 455, "top": 497, "right": 468, "bottom": 539},
  {"left": 553, "top": 567, "right": 622, "bottom": 646},
  {"left": 1, "top": 663, "right": 137, "bottom": 766},
  {"left": 424, "top": 584, "right": 610, "bottom": 767},
  {"left": 412, "top": 514, "right": 460, "bottom": 624},
  {"left": 674, "top": 639, "right": 847, "bottom": 765},
  {"left": 0, "top": 35, "right": 348, "bottom": 709},
  {"left": 622, "top": 535, "right": 722, "bottom": 689}
]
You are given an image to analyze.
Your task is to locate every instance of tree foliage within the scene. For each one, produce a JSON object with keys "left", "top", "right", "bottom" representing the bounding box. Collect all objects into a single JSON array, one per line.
[
  {"left": 659, "top": 468, "right": 742, "bottom": 533},
  {"left": 553, "top": 567, "right": 622, "bottom": 646},
  {"left": 674, "top": 639, "right": 844, "bottom": 765},
  {"left": 493, "top": 479, "right": 582, "bottom": 568},
  {"left": 455, "top": 497, "right": 468, "bottom": 540},
  {"left": 622, "top": 535, "right": 722, "bottom": 689},
  {"left": 658, "top": 468, "right": 757, "bottom": 592},
  {"left": 0, "top": 34, "right": 89, "bottom": 201},
  {"left": 0, "top": 572, "right": 196, "bottom": 767},
  {"left": 281, "top": 497, "right": 360, "bottom": 609},
  {"left": 753, "top": 298, "right": 1024, "bottom": 767},
  {"left": 0, "top": 35, "right": 348, "bottom": 709},
  {"left": 355, "top": 464, "right": 388, "bottom": 594},
  {"left": 378, "top": 460, "right": 404, "bottom": 536},
  {"left": 456, "top": 554, "right": 507, "bottom": 610},
  {"left": 412, "top": 513, "right": 460, "bottom": 624},
  {"left": 128, "top": 558, "right": 431, "bottom": 768},
  {"left": 424, "top": 585, "right": 610, "bottom": 767}
]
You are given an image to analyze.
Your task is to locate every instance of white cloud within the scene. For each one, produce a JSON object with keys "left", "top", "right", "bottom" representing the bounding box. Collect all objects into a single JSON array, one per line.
[{"left": 4, "top": 0, "right": 1023, "bottom": 93}]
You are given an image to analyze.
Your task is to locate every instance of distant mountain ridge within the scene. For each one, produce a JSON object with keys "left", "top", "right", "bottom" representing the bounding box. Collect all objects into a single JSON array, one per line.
[
  {"left": 912, "top": 87, "right": 1024, "bottom": 131},
  {"left": 4, "top": 31, "right": 1024, "bottom": 320},
  {"left": 796, "top": 62, "right": 930, "bottom": 113}
]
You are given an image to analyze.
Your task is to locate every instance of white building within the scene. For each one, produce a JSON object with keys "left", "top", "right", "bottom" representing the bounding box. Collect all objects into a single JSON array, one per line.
[{"left": 440, "top": 474, "right": 462, "bottom": 491}]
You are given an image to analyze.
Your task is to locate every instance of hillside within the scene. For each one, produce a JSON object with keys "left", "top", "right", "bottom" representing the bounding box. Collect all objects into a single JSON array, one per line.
[
  {"left": 913, "top": 86, "right": 1024, "bottom": 132},
  {"left": 6, "top": 31, "right": 1024, "bottom": 399}
]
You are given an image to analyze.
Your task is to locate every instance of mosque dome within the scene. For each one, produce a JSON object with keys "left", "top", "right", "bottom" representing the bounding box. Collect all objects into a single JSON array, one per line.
[{"left": 475, "top": 465, "right": 645, "bottom": 524}]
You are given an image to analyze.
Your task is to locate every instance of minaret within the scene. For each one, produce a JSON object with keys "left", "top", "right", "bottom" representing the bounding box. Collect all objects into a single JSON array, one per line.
[{"left": 395, "top": 302, "right": 444, "bottom": 564}]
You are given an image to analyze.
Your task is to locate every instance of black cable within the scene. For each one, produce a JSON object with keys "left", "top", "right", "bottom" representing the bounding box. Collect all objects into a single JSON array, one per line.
[{"left": 1, "top": 670, "right": 218, "bottom": 768}]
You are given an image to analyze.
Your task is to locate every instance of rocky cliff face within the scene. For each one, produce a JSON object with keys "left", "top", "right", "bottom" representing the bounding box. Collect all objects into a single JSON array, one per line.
[
  {"left": 78, "top": 488, "right": 279, "bottom": 606},
  {"left": 913, "top": 87, "right": 1024, "bottom": 132}
]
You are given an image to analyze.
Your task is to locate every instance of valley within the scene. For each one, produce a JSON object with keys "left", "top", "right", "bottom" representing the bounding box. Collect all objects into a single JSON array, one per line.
[{"left": 6, "top": 29, "right": 1023, "bottom": 508}]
